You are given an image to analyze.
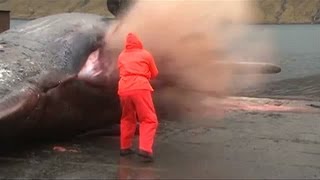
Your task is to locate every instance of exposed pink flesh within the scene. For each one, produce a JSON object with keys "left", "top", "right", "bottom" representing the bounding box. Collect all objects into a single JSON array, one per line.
[
  {"left": 202, "top": 97, "right": 320, "bottom": 113},
  {"left": 78, "top": 49, "right": 102, "bottom": 81},
  {"left": 77, "top": 48, "right": 110, "bottom": 86},
  {"left": 225, "top": 103, "right": 308, "bottom": 112},
  {"left": 53, "top": 146, "right": 79, "bottom": 153}
]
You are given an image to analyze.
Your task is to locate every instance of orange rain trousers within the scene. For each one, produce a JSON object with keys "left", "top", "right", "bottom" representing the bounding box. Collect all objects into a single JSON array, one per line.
[{"left": 119, "top": 90, "right": 158, "bottom": 154}]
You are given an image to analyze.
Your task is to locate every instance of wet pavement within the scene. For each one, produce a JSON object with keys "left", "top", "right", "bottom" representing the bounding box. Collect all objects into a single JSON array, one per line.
[{"left": 0, "top": 105, "right": 320, "bottom": 179}]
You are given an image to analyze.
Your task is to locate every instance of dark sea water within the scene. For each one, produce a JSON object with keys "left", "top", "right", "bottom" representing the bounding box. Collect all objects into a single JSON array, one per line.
[{"left": 232, "top": 24, "right": 320, "bottom": 100}]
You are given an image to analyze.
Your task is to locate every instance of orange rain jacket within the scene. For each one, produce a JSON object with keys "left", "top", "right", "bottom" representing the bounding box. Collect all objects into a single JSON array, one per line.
[{"left": 117, "top": 33, "right": 159, "bottom": 96}]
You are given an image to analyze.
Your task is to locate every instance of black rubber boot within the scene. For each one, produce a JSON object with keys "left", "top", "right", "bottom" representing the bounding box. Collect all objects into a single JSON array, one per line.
[
  {"left": 138, "top": 150, "right": 154, "bottom": 163},
  {"left": 120, "top": 148, "right": 135, "bottom": 156}
]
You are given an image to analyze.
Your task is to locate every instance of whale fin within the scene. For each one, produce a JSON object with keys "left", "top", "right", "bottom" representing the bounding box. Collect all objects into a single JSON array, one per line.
[{"left": 0, "top": 86, "right": 40, "bottom": 121}]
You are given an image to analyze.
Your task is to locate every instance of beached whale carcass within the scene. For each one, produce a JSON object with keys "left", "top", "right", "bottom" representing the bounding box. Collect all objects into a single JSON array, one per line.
[
  {"left": 0, "top": 13, "right": 121, "bottom": 142},
  {"left": 0, "top": 13, "right": 281, "bottom": 143}
]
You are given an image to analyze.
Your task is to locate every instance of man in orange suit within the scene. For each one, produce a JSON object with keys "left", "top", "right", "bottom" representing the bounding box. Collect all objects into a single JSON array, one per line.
[{"left": 117, "top": 32, "right": 159, "bottom": 162}]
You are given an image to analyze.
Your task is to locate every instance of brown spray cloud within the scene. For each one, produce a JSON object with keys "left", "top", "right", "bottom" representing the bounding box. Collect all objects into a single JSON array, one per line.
[{"left": 105, "top": 0, "right": 275, "bottom": 119}]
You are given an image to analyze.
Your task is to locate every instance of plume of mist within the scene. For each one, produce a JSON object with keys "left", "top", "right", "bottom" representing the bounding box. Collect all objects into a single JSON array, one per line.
[{"left": 105, "top": 0, "right": 275, "bottom": 119}]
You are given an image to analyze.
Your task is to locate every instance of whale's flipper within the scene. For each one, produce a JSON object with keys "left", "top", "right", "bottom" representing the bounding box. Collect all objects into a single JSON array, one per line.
[
  {"left": 0, "top": 85, "right": 41, "bottom": 141},
  {"left": 0, "top": 86, "right": 39, "bottom": 121}
]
